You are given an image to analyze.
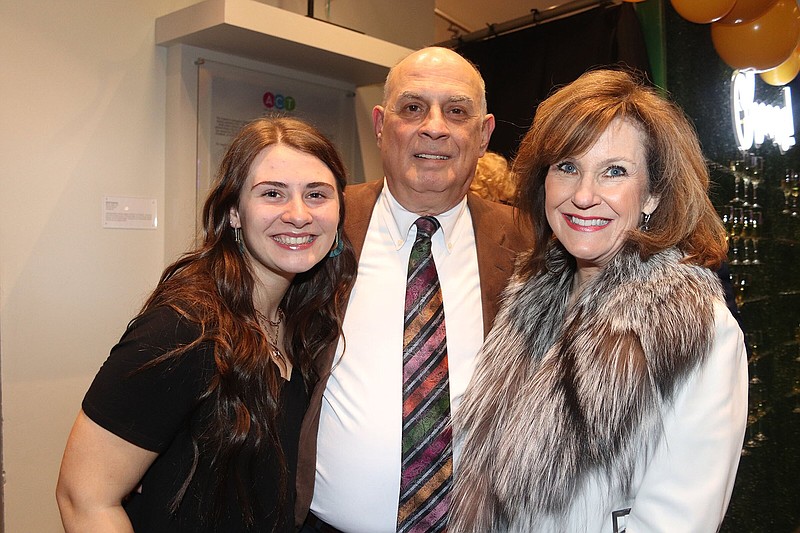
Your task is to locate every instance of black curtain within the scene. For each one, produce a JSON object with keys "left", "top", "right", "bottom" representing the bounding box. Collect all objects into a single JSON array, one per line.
[{"left": 457, "top": 3, "right": 651, "bottom": 159}]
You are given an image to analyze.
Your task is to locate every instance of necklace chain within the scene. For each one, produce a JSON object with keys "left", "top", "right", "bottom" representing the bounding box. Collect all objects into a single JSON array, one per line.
[
  {"left": 265, "top": 308, "right": 283, "bottom": 328},
  {"left": 256, "top": 308, "right": 285, "bottom": 352}
]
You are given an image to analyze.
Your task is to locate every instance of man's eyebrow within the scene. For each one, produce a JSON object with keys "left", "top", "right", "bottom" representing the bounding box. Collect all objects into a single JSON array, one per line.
[
  {"left": 397, "top": 91, "right": 422, "bottom": 100},
  {"left": 448, "top": 95, "right": 474, "bottom": 104},
  {"left": 395, "top": 92, "right": 475, "bottom": 106}
]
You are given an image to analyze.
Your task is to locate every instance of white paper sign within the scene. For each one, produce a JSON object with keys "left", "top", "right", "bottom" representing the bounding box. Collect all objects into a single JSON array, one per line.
[{"left": 102, "top": 196, "right": 158, "bottom": 229}]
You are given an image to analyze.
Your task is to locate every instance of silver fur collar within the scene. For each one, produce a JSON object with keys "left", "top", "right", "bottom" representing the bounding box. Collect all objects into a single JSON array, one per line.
[{"left": 450, "top": 245, "right": 723, "bottom": 532}]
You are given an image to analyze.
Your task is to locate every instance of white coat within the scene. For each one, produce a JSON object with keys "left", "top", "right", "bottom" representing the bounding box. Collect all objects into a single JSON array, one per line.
[{"left": 450, "top": 246, "right": 748, "bottom": 533}]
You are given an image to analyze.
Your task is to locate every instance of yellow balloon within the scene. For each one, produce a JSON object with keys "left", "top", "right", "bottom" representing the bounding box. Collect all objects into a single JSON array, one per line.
[
  {"left": 711, "top": 0, "right": 800, "bottom": 71},
  {"left": 671, "top": 0, "right": 737, "bottom": 23},
  {"left": 760, "top": 44, "right": 800, "bottom": 85},
  {"left": 719, "top": 0, "right": 776, "bottom": 24}
]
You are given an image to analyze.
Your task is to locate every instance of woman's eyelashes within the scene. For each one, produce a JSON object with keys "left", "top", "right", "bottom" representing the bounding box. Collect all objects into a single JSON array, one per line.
[
  {"left": 605, "top": 165, "right": 628, "bottom": 178},
  {"left": 555, "top": 161, "right": 577, "bottom": 174},
  {"left": 553, "top": 161, "right": 630, "bottom": 178}
]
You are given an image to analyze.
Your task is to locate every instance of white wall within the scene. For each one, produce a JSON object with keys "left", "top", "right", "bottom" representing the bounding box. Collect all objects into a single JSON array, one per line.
[
  {"left": 263, "top": 0, "right": 434, "bottom": 49},
  {"left": 0, "top": 1, "right": 431, "bottom": 531},
  {"left": 0, "top": 2, "right": 185, "bottom": 530}
]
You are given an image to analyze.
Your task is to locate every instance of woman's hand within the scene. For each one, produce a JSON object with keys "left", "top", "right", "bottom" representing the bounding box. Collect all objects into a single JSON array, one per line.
[{"left": 56, "top": 410, "right": 158, "bottom": 532}]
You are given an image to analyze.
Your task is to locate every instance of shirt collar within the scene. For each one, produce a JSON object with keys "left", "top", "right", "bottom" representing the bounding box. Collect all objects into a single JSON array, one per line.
[{"left": 378, "top": 179, "right": 469, "bottom": 254}]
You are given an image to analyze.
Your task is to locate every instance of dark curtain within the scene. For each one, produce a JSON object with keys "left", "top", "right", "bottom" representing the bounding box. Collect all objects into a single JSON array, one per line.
[{"left": 457, "top": 3, "right": 651, "bottom": 159}]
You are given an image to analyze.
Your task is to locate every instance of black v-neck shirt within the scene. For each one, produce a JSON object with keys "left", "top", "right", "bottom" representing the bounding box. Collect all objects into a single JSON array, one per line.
[{"left": 83, "top": 306, "right": 308, "bottom": 532}]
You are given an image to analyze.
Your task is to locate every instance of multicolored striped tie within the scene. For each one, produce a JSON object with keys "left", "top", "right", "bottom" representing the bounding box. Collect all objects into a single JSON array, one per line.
[{"left": 398, "top": 216, "right": 452, "bottom": 533}]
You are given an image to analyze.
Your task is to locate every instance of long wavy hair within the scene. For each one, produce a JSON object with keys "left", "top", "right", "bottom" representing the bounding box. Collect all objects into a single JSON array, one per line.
[
  {"left": 513, "top": 68, "right": 728, "bottom": 280},
  {"left": 138, "top": 117, "right": 356, "bottom": 529}
]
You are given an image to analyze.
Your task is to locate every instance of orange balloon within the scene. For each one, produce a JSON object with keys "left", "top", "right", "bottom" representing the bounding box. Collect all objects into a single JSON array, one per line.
[
  {"left": 719, "top": 0, "right": 776, "bottom": 24},
  {"left": 671, "top": 0, "right": 737, "bottom": 23},
  {"left": 711, "top": 0, "right": 800, "bottom": 71},
  {"left": 760, "top": 43, "right": 800, "bottom": 85}
]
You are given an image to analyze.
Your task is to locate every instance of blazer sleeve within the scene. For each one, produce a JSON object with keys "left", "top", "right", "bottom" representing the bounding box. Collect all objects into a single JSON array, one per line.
[{"left": 626, "top": 302, "right": 748, "bottom": 532}]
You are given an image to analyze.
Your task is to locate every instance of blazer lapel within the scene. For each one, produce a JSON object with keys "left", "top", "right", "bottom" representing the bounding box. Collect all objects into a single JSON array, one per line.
[
  {"left": 344, "top": 179, "right": 383, "bottom": 264},
  {"left": 467, "top": 192, "right": 521, "bottom": 336}
]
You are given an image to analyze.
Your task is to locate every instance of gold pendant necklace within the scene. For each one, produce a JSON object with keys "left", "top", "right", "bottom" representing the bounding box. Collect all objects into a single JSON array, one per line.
[{"left": 256, "top": 308, "right": 285, "bottom": 358}]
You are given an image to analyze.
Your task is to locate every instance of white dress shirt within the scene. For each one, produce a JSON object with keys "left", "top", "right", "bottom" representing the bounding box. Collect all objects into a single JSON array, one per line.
[{"left": 310, "top": 181, "right": 484, "bottom": 533}]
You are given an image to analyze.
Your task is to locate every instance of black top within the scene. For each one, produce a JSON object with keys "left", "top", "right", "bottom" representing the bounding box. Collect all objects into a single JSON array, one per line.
[{"left": 83, "top": 306, "right": 308, "bottom": 532}]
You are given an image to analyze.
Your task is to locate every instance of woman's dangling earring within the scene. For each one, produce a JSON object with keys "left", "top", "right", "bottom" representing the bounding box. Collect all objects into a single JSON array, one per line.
[
  {"left": 641, "top": 212, "right": 651, "bottom": 232},
  {"left": 234, "top": 227, "right": 245, "bottom": 253},
  {"left": 329, "top": 229, "right": 344, "bottom": 258}
]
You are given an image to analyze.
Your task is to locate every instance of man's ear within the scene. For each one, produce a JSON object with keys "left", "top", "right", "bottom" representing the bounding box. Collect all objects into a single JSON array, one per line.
[
  {"left": 479, "top": 114, "right": 496, "bottom": 155},
  {"left": 373, "top": 105, "right": 385, "bottom": 147}
]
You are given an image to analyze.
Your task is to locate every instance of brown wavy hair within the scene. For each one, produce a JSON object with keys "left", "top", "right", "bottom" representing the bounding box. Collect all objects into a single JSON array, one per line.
[
  {"left": 513, "top": 68, "right": 727, "bottom": 279},
  {"left": 138, "top": 117, "right": 356, "bottom": 529}
]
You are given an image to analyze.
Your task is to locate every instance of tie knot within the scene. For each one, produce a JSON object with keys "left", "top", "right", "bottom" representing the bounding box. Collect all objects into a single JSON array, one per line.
[{"left": 414, "top": 216, "right": 440, "bottom": 240}]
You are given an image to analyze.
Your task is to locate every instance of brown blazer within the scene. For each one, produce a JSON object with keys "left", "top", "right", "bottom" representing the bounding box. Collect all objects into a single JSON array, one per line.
[{"left": 294, "top": 179, "right": 533, "bottom": 525}]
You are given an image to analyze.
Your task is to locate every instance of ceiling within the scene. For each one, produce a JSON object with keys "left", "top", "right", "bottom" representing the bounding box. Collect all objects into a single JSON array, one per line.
[{"left": 433, "top": 0, "right": 580, "bottom": 43}]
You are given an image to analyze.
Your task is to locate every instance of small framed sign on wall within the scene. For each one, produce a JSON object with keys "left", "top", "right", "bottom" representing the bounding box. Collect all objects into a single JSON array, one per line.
[{"left": 195, "top": 58, "right": 357, "bottom": 217}]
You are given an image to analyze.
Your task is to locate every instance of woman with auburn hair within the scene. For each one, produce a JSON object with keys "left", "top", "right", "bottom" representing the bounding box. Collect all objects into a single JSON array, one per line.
[
  {"left": 57, "top": 117, "right": 357, "bottom": 532},
  {"left": 450, "top": 69, "right": 747, "bottom": 532}
]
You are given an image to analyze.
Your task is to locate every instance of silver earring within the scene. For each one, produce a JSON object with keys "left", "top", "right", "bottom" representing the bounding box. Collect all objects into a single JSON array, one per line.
[
  {"left": 234, "top": 227, "right": 244, "bottom": 253},
  {"left": 641, "top": 212, "right": 651, "bottom": 232}
]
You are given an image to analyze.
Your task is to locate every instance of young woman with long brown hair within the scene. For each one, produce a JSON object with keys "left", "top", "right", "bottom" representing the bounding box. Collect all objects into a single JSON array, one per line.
[{"left": 56, "top": 117, "right": 357, "bottom": 532}]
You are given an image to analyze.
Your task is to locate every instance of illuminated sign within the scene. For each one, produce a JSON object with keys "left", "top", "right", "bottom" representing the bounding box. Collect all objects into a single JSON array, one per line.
[{"left": 731, "top": 70, "right": 795, "bottom": 153}]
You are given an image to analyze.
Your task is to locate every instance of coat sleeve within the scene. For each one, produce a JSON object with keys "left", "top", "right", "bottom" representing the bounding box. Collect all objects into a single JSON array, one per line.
[{"left": 626, "top": 302, "right": 748, "bottom": 532}]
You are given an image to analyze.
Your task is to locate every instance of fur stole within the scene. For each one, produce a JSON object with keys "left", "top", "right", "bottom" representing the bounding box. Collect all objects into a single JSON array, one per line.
[{"left": 449, "top": 245, "right": 723, "bottom": 532}]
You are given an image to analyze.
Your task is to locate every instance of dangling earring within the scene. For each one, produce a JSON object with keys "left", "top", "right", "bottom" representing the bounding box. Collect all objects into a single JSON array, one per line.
[
  {"left": 329, "top": 229, "right": 344, "bottom": 258},
  {"left": 234, "top": 227, "right": 245, "bottom": 253},
  {"left": 641, "top": 212, "right": 651, "bottom": 232}
]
